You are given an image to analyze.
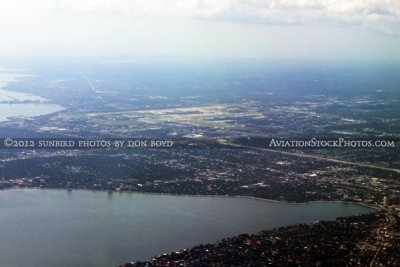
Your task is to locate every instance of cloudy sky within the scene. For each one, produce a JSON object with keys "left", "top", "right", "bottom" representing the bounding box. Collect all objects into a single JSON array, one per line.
[{"left": 0, "top": 0, "right": 399, "bottom": 60}]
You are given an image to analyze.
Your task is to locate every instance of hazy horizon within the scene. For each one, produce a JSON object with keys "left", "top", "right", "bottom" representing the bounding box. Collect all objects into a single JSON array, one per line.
[{"left": 0, "top": 0, "right": 399, "bottom": 61}]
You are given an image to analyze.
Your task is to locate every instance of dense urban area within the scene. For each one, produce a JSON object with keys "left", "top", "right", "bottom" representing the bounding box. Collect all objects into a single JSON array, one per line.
[
  {"left": 122, "top": 209, "right": 400, "bottom": 267},
  {"left": 0, "top": 61, "right": 399, "bottom": 266}
]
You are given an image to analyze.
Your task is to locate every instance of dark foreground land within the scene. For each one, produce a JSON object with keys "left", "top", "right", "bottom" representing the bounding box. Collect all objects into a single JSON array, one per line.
[{"left": 121, "top": 209, "right": 400, "bottom": 267}]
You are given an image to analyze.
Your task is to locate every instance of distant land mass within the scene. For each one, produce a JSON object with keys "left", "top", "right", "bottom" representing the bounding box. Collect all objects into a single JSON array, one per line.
[{"left": 0, "top": 59, "right": 399, "bottom": 266}]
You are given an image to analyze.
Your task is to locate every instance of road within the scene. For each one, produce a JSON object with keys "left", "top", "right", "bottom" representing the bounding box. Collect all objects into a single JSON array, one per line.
[{"left": 222, "top": 141, "right": 400, "bottom": 174}]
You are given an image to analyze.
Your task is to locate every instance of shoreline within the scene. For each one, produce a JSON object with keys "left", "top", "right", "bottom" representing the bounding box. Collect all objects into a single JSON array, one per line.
[{"left": 2, "top": 186, "right": 379, "bottom": 211}]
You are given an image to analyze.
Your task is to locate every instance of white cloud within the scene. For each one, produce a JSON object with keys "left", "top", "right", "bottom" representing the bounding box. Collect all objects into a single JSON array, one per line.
[
  {"left": 0, "top": 0, "right": 398, "bottom": 58},
  {"left": 1, "top": 0, "right": 399, "bottom": 18},
  {"left": 2, "top": 0, "right": 397, "bottom": 36}
]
